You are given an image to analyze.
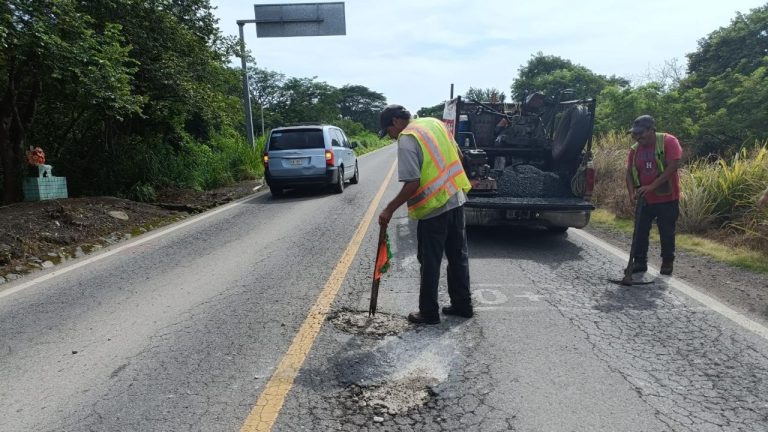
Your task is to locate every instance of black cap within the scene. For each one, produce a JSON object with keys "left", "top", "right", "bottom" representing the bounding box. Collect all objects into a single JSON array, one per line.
[
  {"left": 628, "top": 115, "right": 655, "bottom": 134},
  {"left": 378, "top": 104, "right": 411, "bottom": 138}
]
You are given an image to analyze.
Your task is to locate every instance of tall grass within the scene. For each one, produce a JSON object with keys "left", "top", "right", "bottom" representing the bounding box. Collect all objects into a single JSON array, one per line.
[
  {"left": 350, "top": 131, "right": 392, "bottom": 156},
  {"left": 592, "top": 134, "right": 768, "bottom": 252},
  {"left": 591, "top": 131, "right": 634, "bottom": 217},
  {"left": 677, "top": 162, "right": 719, "bottom": 233}
]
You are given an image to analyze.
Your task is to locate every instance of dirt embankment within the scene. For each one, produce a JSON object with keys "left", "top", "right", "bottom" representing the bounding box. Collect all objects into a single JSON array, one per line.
[{"left": 0, "top": 181, "right": 262, "bottom": 283}]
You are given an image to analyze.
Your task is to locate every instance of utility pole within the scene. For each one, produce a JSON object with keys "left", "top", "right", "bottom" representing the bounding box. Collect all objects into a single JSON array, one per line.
[{"left": 237, "top": 20, "right": 257, "bottom": 148}]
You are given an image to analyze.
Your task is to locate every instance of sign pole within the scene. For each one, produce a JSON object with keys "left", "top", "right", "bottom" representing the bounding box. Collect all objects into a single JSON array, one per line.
[
  {"left": 237, "top": 3, "right": 346, "bottom": 148},
  {"left": 238, "top": 21, "right": 256, "bottom": 148}
]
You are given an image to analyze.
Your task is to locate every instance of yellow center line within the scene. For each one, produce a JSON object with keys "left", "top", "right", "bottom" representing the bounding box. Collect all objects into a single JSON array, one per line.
[{"left": 240, "top": 160, "right": 397, "bottom": 432}]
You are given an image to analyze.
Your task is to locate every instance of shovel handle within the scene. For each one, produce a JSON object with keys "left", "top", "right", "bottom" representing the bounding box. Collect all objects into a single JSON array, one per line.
[{"left": 369, "top": 226, "right": 388, "bottom": 316}]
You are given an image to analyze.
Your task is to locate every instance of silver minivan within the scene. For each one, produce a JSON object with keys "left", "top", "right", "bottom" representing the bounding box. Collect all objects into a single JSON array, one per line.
[{"left": 263, "top": 124, "right": 359, "bottom": 197}]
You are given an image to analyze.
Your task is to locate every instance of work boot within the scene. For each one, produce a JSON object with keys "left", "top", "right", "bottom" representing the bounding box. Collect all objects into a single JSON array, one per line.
[
  {"left": 660, "top": 257, "right": 674, "bottom": 275},
  {"left": 407, "top": 311, "right": 440, "bottom": 325},
  {"left": 632, "top": 258, "right": 648, "bottom": 273},
  {"left": 442, "top": 304, "right": 474, "bottom": 318}
]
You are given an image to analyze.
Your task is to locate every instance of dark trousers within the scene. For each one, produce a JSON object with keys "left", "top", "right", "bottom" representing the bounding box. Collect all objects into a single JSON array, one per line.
[
  {"left": 416, "top": 205, "right": 472, "bottom": 317},
  {"left": 634, "top": 200, "right": 679, "bottom": 261}
]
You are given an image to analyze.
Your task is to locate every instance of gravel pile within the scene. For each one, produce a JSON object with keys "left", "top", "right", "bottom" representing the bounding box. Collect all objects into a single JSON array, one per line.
[{"left": 497, "top": 164, "right": 571, "bottom": 197}]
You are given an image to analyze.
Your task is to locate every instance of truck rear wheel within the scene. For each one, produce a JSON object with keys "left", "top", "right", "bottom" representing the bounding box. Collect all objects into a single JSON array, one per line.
[{"left": 552, "top": 105, "right": 591, "bottom": 163}]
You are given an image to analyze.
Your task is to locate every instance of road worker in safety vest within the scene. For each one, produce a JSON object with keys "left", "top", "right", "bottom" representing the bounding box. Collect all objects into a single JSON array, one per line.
[
  {"left": 625, "top": 115, "right": 683, "bottom": 276},
  {"left": 377, "top": 104, "right": 473, "bottom": 325}
]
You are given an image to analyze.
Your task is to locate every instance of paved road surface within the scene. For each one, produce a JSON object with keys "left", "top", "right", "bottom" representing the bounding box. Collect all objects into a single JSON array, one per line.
[{"left": 1, "top": 145, "right": 767, "bottom": 431}]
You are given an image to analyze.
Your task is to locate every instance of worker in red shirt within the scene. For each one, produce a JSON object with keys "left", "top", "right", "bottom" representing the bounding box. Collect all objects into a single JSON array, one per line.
[{"left": 625, "top": 115, "right": 682, "bottom": 276}]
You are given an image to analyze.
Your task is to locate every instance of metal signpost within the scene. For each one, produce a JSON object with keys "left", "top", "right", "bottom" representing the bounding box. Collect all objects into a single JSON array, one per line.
[{"left": 237, "top": 2, "right": 346, "bottom": 148}]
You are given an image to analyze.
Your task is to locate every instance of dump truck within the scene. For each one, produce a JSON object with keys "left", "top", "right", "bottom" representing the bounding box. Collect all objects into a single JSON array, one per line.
[{"left": 442, "top": 90, "right": 596, "bottom": 232}]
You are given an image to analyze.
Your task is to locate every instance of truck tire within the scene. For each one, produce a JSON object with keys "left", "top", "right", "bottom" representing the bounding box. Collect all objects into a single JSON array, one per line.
[{"left": 552, "top": 105, "right": 591, "bottom": 163}]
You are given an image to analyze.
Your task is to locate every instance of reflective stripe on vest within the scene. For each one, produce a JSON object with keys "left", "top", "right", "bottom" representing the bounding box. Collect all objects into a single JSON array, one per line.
[
  {"left": 400, "top": 118, "right": 472, "bottom": 220},
  {"left": 631, "top": 133, "right": 666, "bottom": 188}
]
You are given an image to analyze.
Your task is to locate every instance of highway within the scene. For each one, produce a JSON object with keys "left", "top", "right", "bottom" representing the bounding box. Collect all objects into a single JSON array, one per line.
[{"left": 1, "top": 145, "right": 767, "bottom": 431}]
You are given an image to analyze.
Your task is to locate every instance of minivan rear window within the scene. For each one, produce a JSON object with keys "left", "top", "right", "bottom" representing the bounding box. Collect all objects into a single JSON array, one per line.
[{"left": 269, "top": 129, "right": 325, "bottom": 150}]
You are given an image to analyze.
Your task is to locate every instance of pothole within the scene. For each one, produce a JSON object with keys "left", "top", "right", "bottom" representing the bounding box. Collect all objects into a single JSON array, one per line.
[
  {"left": 328, "top": 309, "right": 410, "bottom": 338},
  {"left": 345, "top": 375, "right": 438, "bottom": 416}
]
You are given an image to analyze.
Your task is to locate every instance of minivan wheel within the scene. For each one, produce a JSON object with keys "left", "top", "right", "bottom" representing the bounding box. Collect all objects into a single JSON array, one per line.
[
  {"left": 334, "top": 167, "right": 345, "bottom": 193},
  {"left": 350, "top": 162, "right": 359, "bottom": 184},
  {"left": 270, "top": 186, "right": 283, "bottom": 197}
]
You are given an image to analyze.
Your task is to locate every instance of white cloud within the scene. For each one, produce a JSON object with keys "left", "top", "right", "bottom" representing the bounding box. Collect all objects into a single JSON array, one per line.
[{"left": 212, "top": 0, "right": 765, "bottom": 111}]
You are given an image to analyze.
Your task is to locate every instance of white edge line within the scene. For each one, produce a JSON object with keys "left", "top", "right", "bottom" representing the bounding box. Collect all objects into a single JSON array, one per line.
[
  {"left": 0, "top": 194, "right": 260, "bottom": 301},
  {"left": 570, "top": 228, "right": 768, "bottom": 341}
]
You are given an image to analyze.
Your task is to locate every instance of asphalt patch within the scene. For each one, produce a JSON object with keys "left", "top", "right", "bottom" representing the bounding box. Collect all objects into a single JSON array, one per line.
[
  {"left": 328, "top": 309, "right": 410, "bottom": 338},
  {"left": 344, "top": 376, "right": 438, "bottom": 417}
]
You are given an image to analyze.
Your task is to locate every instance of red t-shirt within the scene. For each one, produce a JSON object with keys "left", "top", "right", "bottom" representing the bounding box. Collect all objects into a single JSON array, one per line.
[{"left": 626, "top": 133, "right": 682, "bottom": 204}]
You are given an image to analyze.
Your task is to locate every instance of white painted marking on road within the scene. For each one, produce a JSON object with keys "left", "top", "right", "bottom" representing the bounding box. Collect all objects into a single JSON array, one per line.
[
  {"left": 570, "top": 229, "right": 768, "bottom": 341},
  {"left": 472, "top": 288, "right": 509, "bottom": 305},
  {"left": 0, "top": 195, "right": 256, "bottom": 301},
  {"left": 515, "top": 292, "right": 545, "bottom": 302}
]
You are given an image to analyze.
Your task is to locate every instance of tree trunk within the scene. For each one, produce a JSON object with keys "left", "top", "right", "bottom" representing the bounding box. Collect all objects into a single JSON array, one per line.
[
  {"left": 0, "top": 67, "right": 40, "bottom": 204},
  {"left": 0, "top": 88, "right": 23, "bottom": 204}
]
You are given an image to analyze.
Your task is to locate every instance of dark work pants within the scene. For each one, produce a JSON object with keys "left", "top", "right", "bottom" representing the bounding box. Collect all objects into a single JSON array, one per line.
[
  {"left": 416, "top": 205, "right": 472, "bottom": 317},
  {"left": 634, "top": 200, "right": 679, "bottom": 261}
]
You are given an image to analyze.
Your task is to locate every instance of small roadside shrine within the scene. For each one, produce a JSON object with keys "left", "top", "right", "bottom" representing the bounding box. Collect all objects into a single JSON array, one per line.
[{"left": 22, "top": 146, "right": 68, "bottom": 201}]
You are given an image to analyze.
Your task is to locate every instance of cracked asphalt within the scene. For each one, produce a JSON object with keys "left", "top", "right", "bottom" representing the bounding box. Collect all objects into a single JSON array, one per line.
[{"left": 1, "top": 145, "right": 767, "bottom": 431}]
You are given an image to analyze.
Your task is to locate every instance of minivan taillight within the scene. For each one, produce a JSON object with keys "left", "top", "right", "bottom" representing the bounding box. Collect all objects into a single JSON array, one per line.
[
  {"left": 262, "top": 153, "right": 269, "bottom": 167},
  {"left": 325, "top": 150, "right": 334, "bottom": 167}
]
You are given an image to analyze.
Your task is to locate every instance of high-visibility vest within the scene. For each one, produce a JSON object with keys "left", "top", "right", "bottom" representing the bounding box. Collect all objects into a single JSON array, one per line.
[
  {"left": 631, "top": 133, "right": 666, "bottom": 188},
  {"left": 400, "top": 118, "right": 472, "bottom": 220}
]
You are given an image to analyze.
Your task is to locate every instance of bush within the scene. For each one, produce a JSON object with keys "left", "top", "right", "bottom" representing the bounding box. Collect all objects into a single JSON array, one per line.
[
  {"left": 678, "top": 163, "right": 719, "bottom": 233},
  {"left": 591, "top": 132, "right": 633, "bottom": 217},
  {"left": 593, "top": 136, "right": 768, "bottom": 252},
  {"left": 129, "top": 181, "right": 157, "bottom": 203},
  {"left": 348, "top": 131, "right": 391, "bottom": 156}
]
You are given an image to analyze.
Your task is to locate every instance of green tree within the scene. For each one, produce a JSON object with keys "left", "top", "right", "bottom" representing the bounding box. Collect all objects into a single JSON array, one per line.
[
  {"left": 680, "top": 4, "right": 768, "bottom": 154},
  {"left": 595, "top": 83, "right": 705, "bottom": 146},
  {"left": 0, "top": 0, "right": 141, "bottom": 203},
  {"left": 685, "top": 4, "right": 768, "bottom": 88},
  {"left": 27, "top": 0, "right": 246, "bottom": 197},
  {"left": 695, "top": 61, "right": 768, "bottom": 154},
  {"left": 511, "top": 52, "right": 628, "bottom": 101},
  {"left": 272, "top": 77, "right": 341, "bottom": 125},
  {"left": 249, "top": 67, "right": 288, "bottom": 136},
  {"left": 464, "top": 87, "right": 506, "bottom": 103},
  {"left": 417, "top": 103, "right": 444, "bottom": 119},
  {"left": 338, "top": 85, "right": 387, "bottom": 132}
]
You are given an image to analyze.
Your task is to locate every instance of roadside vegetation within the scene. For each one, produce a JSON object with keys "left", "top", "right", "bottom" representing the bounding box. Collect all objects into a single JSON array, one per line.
[
  {"left": 1, "top": 1, "right": 765, "bottom": 268},
  {"left": 591, "top": 133, "right": 768, "bottom": 272},
  {"left": 479, "top": 4, "right": 767, "bottom": 270},
  {"left": 0, "top": 1, "right": 390, "bottom": 205}
]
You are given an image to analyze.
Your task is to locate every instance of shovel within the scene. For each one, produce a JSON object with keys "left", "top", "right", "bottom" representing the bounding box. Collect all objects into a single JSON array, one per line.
[
  {"left": 609, "top": 193, "right": 655, "bottom": 286},
  {"left": 368, "top": 225, "right": 388, "bottom": 316}
]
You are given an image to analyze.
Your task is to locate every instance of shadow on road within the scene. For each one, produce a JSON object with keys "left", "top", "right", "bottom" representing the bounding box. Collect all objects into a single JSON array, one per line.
[
  {"left": 243, "top": 186, "right": 338, "bottom": 205},
  {"left": 593, "top": 282, "right": 670, "bottom": 312},
  {"left": 466, "top": 226, "right": 585, "bottom": 273}
]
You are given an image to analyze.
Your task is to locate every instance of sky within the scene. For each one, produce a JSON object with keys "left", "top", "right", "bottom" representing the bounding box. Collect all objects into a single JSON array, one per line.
[{"left": 211, "top": 0, "right": 766, "bottom": 112}]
